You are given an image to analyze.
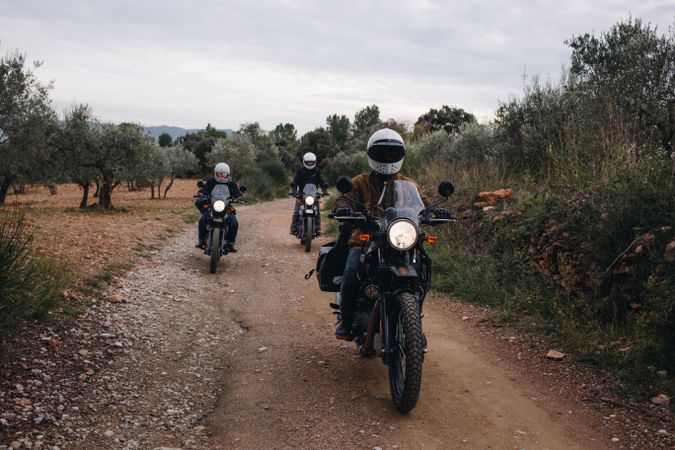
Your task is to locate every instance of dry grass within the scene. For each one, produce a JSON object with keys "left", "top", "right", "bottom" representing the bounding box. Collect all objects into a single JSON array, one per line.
[{"left": 1, "top": 179, "right": 200, "bottom": 284}]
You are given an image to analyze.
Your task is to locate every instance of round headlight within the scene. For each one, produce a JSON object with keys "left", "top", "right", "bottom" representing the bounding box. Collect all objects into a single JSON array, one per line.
[
  {"left": 305, "top": 196, "right": 315, "bottom": 206},
  {"left": 387, "top": 220, "right": 418, "bottom": 251},
  {"left": 213, "top": 200, "right": 226, "bottom": 212}
]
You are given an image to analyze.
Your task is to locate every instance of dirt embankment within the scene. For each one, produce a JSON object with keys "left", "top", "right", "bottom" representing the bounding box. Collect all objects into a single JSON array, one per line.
[{"left": 1, "top": 197, "right": 672, "bottom": 449}]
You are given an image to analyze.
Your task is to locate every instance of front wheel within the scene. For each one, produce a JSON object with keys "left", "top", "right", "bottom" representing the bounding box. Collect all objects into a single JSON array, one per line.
[
  {"left": 388, "top": 292, "right": 423, "bottom": 413},
  {"left": 304, "top": 217, "right": 313, "bottom": 253},
  {"left": 209, "top": 230, "right": 221, "bottom": 274}
]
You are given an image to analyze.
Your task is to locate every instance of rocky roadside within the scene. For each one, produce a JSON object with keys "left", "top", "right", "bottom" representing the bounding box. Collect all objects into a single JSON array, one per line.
[
  {"left": 433, "top": 300, "right": 674, "bottom": 450},
  {"left": 1, "top": 230, "right": 244, "bottom": 450}
]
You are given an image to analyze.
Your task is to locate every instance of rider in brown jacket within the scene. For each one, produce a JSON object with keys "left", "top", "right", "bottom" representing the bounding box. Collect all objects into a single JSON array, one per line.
[{"left": 332, "top": 128, "right": 430, "bottom": 339}]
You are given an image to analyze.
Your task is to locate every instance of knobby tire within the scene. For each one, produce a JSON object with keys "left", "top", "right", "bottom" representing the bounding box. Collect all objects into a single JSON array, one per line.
[{"left": 388, "top": 291, "right": 423, "bottom": 413}]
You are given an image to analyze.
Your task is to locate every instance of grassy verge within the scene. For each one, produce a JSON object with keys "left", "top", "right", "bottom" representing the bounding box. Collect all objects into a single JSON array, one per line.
[
  {"left": 0, "top": 209, "right": 69, "bottom": 356},
  {"left": 428, "top": 166, "right": 675, "bottom": 400}
]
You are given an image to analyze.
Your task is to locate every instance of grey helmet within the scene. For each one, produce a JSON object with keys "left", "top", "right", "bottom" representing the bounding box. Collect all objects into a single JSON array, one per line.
[
  {"left": 303, "top": 152, "right": 317, "bottom": 169},
  {"left": 214, "top": 162, "right": 231, "bottom": 183},
  {"left": 366, "top": 128, "right": 405, "bottom": 175}
]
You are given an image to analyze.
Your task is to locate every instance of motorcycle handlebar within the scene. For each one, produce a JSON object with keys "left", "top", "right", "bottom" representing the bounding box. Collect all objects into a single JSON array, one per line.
[{"left": 290, "top": 192, "right": 325, "bottom": 199}]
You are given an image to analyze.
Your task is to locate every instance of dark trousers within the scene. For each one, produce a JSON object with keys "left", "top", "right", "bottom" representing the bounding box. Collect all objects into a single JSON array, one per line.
[
  {"left": 291, "top": 199, "right": 321, "bottom": 232},
  {"left": 339, "top": 248, "right": 362, "bottom": 321},
  {"left": 199, "top": 213, "right": 238, "bottom": 243}
]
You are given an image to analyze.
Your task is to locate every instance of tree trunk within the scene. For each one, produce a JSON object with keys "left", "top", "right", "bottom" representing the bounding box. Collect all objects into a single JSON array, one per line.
[
  {"left": 163, "top": 177, "right": 175, "bottom": 199},
  {"left": 0, "top": 176, "right": 13, "bottom": 206},
  {"left": 99, "top": 182, "right": 113, "bottom": 209},
  {"left": 157, "top": 181, "right": 162, "bottom": 200},
  {"left": 79, "top": 182, "right": 90, "bottom": 209},
  {"left": 93, "top": 179, "right": 100, "bottom": 198},
  {"left": 150, "top": 183, "right": 155, "bottom": 200},
  {"left": 47, "top": 182, "right": 58, "bottom": 195}
]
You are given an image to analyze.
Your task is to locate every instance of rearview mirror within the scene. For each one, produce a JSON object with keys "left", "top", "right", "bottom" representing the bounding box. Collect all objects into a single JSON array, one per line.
[
  {"left": 336, "top": 176, "right": 353, "bottom": 194},
  {"left": 197, "top": 181, "right": 205, "bottom": 188},
  {"left": 438, "top": 180, "right": 454, "bottom": 198},
  {"left": 239, "top": 185, "right": 247, "bottom": 193}
]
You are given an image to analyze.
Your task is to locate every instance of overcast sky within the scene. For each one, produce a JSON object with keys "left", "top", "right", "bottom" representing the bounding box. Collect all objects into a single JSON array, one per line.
[{"left": 1, "top": 0, "right": 673, "bottom": 134}]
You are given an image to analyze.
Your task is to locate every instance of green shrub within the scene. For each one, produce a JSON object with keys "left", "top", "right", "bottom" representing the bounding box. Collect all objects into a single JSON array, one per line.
[
  {"left": 322, "top": 151, "right": 369, "bottom": 185},
  {"left": 0, "top": 209, "right": 68, "bottom": 351}
]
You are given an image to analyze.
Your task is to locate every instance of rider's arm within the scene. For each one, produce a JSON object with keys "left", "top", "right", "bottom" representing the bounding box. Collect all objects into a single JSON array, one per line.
[
  {"left": 316, "top": 169, "right": 329, "bottom": 193},
  {"left": 332, "top": 174, "right": 364, "bottom": 213},
  {"left": 229, "top": 181, "right": 242, "bottom": 198},
  {"left": 290, "top": 169, "right": 301, "bottom": 190}
]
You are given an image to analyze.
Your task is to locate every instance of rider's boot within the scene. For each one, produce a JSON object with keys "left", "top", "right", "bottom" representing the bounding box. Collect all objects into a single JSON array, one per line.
[
  {"left": 335, "top": 316, "right": 353, "bottom": 341},
  {"left": 225, "top": 242, "right": 238, "bottom": 253}
]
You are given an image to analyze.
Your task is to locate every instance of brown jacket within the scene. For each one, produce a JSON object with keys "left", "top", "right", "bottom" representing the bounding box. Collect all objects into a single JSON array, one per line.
[{"left": 333, "top": 171, "right": 431, "bottom": 247}]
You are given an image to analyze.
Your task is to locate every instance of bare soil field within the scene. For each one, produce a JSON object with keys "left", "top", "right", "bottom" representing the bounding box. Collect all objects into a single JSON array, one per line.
[{"left": 3, "top": 180, "right": 199, "bottom": 283}]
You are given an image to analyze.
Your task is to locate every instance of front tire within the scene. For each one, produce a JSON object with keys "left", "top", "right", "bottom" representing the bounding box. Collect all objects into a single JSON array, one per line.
[
  {"left": 388, "top": 292, "right": 423, "bottom": 413},
  {"left": 209, "top": 230, "right": 221, "bottom": 274},
  {"left": 304, "top": 217, "right": 313, "bottom": 253}
]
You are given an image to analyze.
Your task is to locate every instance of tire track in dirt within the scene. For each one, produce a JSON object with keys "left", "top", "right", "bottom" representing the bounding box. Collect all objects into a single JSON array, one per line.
[{"left": 204, "top": 198, "right": 608, "bottom": 449}]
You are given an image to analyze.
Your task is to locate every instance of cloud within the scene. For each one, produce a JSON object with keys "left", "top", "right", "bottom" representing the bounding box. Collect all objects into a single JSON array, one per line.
[{"left": 1, "top": 0, "right": 673, "bottom": 133}]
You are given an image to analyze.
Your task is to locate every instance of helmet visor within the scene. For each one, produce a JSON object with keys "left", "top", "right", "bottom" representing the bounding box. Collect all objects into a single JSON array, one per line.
[
  {"left": 368, "top": 143, "right": 405, "bottom": 164},
  {"left": 304, "top": 160, "right": 316, "bottom": 168}
]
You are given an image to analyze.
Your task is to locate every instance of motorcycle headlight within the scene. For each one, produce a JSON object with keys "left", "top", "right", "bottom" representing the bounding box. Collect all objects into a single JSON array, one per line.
[
  {"left": 305, "top": 196, "right": 315, "bottom": 206},
  {"left": 387, "top": 220, "right": 418, "bottom": 251},
  {"left": 213, "top": 200, "right": 226, "bottom": 212}
]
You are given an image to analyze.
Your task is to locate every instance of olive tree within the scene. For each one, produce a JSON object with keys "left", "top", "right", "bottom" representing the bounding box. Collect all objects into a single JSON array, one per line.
[
  {"left": 162, "top": 144, "right": 197, "bottom": 199},
  {"left": 94, "top": 123, "right": 151, "bottom": 208},
  {"left": 55, "top": 104, "right": 100, "bottom": 208},
  {"left": 0, "top": 52, "right": 57, "bottom": 205}
]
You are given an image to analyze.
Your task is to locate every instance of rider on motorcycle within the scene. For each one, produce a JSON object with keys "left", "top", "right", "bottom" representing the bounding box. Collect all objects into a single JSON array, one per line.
[
  {"left": 332, "top": 128, "right": 434, "bottom": 340},
  {"left": 290, "top": 152, "right": 329, "bottom": 235},
  {"left": 196, "top": 162, "right": 243, "bottom": 252}
]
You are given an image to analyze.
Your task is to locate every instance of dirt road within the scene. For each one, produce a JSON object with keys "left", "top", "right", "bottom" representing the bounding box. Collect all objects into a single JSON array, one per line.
[
  {"left": 203, "top": 198, "right": 607, "bottom": 450},
  {"left": 5, "top": 197, "right": 615, "bottom": 449}
]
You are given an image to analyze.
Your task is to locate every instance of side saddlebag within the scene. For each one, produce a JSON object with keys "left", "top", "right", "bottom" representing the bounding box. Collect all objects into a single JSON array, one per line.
[{"left": 316, "top": 236, "right": 348, "bottom": 292}]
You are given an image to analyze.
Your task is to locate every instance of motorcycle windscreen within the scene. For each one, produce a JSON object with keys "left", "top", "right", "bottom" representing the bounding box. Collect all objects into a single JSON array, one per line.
[
  {"left": 211, "top": 184, "right": 231, "bottom": 203},
  {"left": 377, "top": 180, "right": 425, "bottom": 225},
  {"left": 302, "top": 183, "right": 318, "bottom": 197}
]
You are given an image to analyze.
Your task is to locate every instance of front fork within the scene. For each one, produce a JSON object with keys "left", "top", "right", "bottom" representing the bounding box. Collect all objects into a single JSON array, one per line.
[{"left": 206, "top": 226, "right": 226, "bottom": 255}]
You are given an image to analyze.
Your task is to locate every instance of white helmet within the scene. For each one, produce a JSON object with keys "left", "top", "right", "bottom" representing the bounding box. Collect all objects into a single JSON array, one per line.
[
  {"left": 214, "top": 162, "right": 231, "bottom": 183},
  {"left": 366, "top": 128, "right": 405, "bottom": 175},
  {"left": 303, "top": 152, "right": 317, "bottom": 170}
]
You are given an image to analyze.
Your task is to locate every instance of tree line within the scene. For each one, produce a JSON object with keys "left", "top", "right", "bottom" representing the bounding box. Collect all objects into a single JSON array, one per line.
[{"left": 0, "top": 48, "right": 478, "bottom": 209}]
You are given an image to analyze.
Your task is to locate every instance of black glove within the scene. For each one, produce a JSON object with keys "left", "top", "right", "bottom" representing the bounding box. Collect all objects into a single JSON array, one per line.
[
  {"left": 334, "top": 207, "right": 353, "bottom": 217},
  {"left": 433, "top": 208, "right": 454, "bottom": 220},
  {"left": 289, "top": 190, "right": 297, "bottom": 197},
  {"left": 322, "top": 190, "right": 329, "bottom": 196}
]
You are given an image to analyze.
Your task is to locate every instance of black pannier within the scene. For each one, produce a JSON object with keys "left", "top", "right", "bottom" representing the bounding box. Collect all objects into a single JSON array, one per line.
[{"left": 316, "top": 239, "right": 348, "bottom": 292}]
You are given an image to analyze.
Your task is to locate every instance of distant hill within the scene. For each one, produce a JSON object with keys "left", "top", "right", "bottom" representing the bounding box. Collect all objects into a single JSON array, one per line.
[{"left": 143, "top": 125, "right": 234, "bottom": 142}]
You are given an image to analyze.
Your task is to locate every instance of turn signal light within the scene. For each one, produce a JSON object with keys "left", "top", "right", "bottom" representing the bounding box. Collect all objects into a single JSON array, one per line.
[
  {"left": 426, "top": 236, "right": 438, "bottom": 244},
  {"left": 359, "top": 234, "right": 371, "bottom": 242},
  {"left": 203, "top": 203, "right": 209, "bottom": 208}
]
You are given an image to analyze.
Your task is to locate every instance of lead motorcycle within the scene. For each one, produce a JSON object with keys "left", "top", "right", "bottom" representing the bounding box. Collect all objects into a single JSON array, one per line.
[
  {"left": 291, "top": 183, "right": 324, "bottom": 252},
  {"left": 195, "top": 181, "right": 246, "bottom": 274},
  {"left": 317, "top": 176, "right": 455, "bottom": 413}
]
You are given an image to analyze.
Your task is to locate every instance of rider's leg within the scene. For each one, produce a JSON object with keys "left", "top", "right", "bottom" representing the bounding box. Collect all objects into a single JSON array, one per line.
[
  {"left": 197, "top": 212, "right": 208, "bottom": 247},
  {"left": 315, "top": 202, "right": 321, "bottom": 235},
  {"left": 225, "top": 215, "right": 239, "bottom": 252},
  {"left": 290, "top": 199, "right": 301, "bottom": 233},
  {"left": 336, "top": 248, "right": 361, "bottom": 339}
]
